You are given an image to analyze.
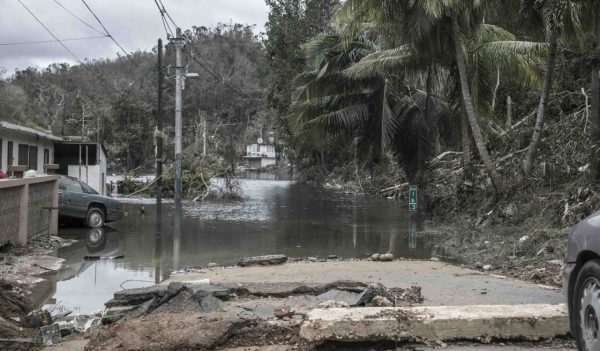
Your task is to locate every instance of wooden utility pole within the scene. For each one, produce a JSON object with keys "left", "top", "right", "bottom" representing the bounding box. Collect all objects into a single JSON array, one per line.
[{"left": 156, "top": 38, "right": 164, "bottom": 205}]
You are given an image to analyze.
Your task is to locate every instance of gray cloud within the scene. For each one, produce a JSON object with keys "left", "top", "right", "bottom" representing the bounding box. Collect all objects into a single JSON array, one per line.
[{"left": 0, "top": 0, "right": 268, "bottom": 75}]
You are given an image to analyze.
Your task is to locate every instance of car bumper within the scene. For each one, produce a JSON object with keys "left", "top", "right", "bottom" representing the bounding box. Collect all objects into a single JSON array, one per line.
[
  {"left": 563, "top": 262, "right": 577, "bottom": 335},
  {"left": 107, "top": 209, "right": 123, "bottom": 222}
]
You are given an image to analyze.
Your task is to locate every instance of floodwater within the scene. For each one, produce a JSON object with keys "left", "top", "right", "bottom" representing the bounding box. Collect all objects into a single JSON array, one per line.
[{"left": 38, "top": 175, "right": 428, "bottom": 314}]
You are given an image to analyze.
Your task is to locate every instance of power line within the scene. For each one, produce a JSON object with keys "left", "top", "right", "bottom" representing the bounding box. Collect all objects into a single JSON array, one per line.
[
  {"left": 16, "top": 0, "right": 81, "bottom": 62},
  {"left": 53, "top": 0, "right": 105, "bottom": 36},
  {"left": 157, "top": 0, "right": 178, "bottom": 29},
  {"left": 184, "top": 47, "right": 253, "bottom": 101},
  {"left": 15, "top": 0, "right": 126, "bottom": 96},
  {"left": 79, "top": 0, "right": 140, "bottom": 68},
  {"left": 150, "top": 0, "right": 256, "bottom": 102},
  {"left": 0, "top": 35, "right": 107, "bottom": 46},
  {"left": 153, "top": 0, "right": 174, "bottom": 37}
]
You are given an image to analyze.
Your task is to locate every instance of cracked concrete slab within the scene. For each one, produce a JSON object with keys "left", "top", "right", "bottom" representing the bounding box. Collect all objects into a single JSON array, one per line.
[{"left": 167, "top": 261, "right": 563, "bottom": 306}]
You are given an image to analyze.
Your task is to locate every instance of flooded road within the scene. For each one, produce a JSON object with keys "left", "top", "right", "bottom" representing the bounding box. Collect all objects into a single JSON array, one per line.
[{"left": 42, "top": 177, "right": 429, "bottom": 314}]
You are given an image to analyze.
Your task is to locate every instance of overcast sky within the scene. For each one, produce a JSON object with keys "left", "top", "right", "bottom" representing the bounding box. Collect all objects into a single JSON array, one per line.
[{"left": 0, "top": 0, "right": 269, "bottom": 76}]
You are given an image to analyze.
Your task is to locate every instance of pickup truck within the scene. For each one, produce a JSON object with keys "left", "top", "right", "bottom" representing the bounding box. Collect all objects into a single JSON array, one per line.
[{"left": 58, "top": 176, "right": 123, "bottom": 228}]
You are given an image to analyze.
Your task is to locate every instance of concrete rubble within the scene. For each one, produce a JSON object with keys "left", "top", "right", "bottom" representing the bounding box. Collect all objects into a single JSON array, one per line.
[
  {"left": 300, "top": 304, "right": 569, "bottom": 344},
  {"left": 85, "top": 280, "right": 423, "bottom": 350}
]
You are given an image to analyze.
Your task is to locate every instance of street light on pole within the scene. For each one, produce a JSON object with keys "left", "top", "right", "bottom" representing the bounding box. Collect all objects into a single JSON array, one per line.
[
  {"left": 172, "top": 28, "right": 184, "bottom": 201},
  {"left": 170, "top": 28, "right": 197, "bottom": 200}
]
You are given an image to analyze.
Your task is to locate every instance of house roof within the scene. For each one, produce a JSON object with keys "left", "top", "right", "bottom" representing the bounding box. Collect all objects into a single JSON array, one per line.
[{"left": 0, "top": 121, "right": 63, "bottom": 141}]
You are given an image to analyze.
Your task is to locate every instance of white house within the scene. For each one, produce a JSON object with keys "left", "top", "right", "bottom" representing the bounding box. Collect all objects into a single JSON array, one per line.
[
  {"left": 243, "top": 144, "right": 276, "bottom": 168},
  {"left": 0, "top": 121, "right": 61, "bottom": 175},
  {"left": 54, "top": 141, "right": 108, "bottom": 195},
  {"left": 0, "top": 121, "right": 108, "bottom": 195}
]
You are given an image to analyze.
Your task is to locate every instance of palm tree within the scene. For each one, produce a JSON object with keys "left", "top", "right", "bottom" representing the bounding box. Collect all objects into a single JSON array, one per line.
[
  {"left": 340, "top": 1, "right": 544, "bottom": 191},
  {"left": 289, "top": 34, "right": 441, "bottom": 182},
  {"left": 522, "top": 0, "right": 569, "bottom": 177},
  {"left": 338, "top": 0, "right": 505, "bottom": 192}
]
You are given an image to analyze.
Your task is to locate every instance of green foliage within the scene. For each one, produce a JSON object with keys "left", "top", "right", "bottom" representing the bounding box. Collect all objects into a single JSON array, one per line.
[
  {"left": 1, "top": 23, "right": 269, "bottom": 175},
  {"left": 264, "top": 0, "right": 338, "bottom": 113}
]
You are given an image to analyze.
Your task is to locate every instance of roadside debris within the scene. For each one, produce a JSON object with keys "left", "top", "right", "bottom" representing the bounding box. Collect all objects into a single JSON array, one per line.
[
  {"left": 238, "top": 254, "right": 288, "bottom": 267},
  {"left": 369, "top": 253, "right": 394, "bottom": 262},
  {"left": 0, "top": 279, "right": 102, "bottom": 350}
]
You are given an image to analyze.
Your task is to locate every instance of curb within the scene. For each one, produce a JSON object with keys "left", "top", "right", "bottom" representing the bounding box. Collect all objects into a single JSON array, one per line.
[{"left": 300, "top": 304, "right": 569, "bottom": 343}]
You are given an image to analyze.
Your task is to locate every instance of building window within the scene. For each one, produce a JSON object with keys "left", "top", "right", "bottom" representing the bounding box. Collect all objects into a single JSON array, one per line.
[
  {"left": 44, "top": 149, "right": 50, "bottom": 164},
  {"left": 18, "top": 144, "right": 39, "bottom": 170},
  {"left": 7, "top": 141, "right": 13, "bottom": 166},
  {"left": 29, "top": 146, "right": 38, "bottom": 170},
  {"left": 18, "top": 144, "right": 28, "bottom": 166}
]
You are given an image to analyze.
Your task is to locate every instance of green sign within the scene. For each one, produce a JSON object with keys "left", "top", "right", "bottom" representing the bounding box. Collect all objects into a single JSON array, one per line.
[{"left": 408, "top": 185, "right": 417, "bottom": 212}]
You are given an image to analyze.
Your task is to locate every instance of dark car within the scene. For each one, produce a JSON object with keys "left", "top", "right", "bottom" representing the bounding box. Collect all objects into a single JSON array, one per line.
[
  {"left": 58, "top": 176, "right": 123, "bottom": 228},
  {"left": 564, "top": 211, "right": 600, "bottom": 350}
]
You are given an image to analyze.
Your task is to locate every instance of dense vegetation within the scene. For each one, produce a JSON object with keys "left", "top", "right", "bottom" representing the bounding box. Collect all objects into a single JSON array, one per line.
[
  {"left": 1, "top": 0, "right": 599, "bottom": 224},
  {"left": 266, "top": 0, "right": 600, "bottom": 215},
  {"left": 263, "top": 0, "right": 600, "bottom": 285},
  {"left": 0, "top": 23, "right": 269, "bottom": 174}
]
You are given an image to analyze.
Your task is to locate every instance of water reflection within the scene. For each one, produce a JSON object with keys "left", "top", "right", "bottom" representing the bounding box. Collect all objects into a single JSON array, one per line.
[
  {"left": 408, "top": 213, "right": 418, "bottom": 250},
  {"left": 154, "top": 201, "right": 163, "bottom": 284},
  {"left": 47, "top": 179, "right": 430, "bottom": 313},
  {"left": 173, "top": 199, "right": 182, "bottom": 271}
]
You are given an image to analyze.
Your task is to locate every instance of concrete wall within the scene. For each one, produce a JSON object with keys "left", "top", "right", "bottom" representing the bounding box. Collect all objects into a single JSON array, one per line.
[
  {"left": 0, "top": 176, "right": 59, "bottom": 246},
  {"left": 0, "top": 130, "right": 55, "bottom": 174}
]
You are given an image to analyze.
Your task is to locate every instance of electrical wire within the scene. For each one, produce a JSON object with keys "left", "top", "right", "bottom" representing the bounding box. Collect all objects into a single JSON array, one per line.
[
  {"left": 53, "top": 0, "right": 106, "bottom": 36},
  {"left": 79, "top": 0, "right": 140, "bottom": 68},
  {"left": 153, "top": 0, "right": 174, "bottom": 37},
  {"left": 184, "top": 47, "right": 254, "bottom": 101},
  {"left": 16, "top": 0, "right": 81, "bottom": 62},
  {"left": 151, "top": 0, "right": 256, "bottom": 102},
  {"left": 157, "top": 0, "right": 178, "bottom": 29},
  {"left": 16, "top": 0, "right": 126, "bottom": 95},
  {"left": 0, "top": 35, "right": 107, "bottom": 46}
]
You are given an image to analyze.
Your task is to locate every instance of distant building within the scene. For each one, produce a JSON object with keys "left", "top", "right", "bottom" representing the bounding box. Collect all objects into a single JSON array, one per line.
[
  {"left": 243, "top": 144, "right": 276, "bottom": 169},
  {"left": 0, "top": 121, "right": 108, "bottom": 194}
]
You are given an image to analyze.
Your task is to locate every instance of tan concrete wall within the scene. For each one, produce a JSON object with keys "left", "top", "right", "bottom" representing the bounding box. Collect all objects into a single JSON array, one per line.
[
  {"left": 0, "top": 187, "right": 21, "bottom": 245},
  {"left": 0, "top": 176, "right": 59, "bottom": 246}
]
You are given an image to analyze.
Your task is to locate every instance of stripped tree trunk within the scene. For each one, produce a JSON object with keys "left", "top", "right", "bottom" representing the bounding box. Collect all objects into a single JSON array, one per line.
[
  {"left": 506, "top": 96, "right": 513, "bottom": 127},
  {"left": 523, "top": 30, "right": 558, "bottom": 177},
  {"left": 462, "top": 113, "right": 472, "bottom": 178},
  {"left": 452, "top": 19, "right": 502, "bottom": 192}
]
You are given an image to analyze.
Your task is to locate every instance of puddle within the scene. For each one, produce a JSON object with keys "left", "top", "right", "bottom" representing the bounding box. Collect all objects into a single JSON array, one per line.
[{"left": 39, "top": 178, "right": 429, "bottom": 314}]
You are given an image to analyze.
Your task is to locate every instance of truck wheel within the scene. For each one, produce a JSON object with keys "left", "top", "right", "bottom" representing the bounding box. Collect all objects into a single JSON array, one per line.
[
  {"left": 574, "top": 259, "right": 600, "bottom": 351},
  {"left": 85, "top": 207, "right": 105, "bottom": 228}
]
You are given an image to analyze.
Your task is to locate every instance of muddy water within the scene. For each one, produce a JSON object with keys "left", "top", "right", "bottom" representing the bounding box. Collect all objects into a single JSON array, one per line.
[{"left": 40, "top": 177, "right": 428, "bottom": 314}]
